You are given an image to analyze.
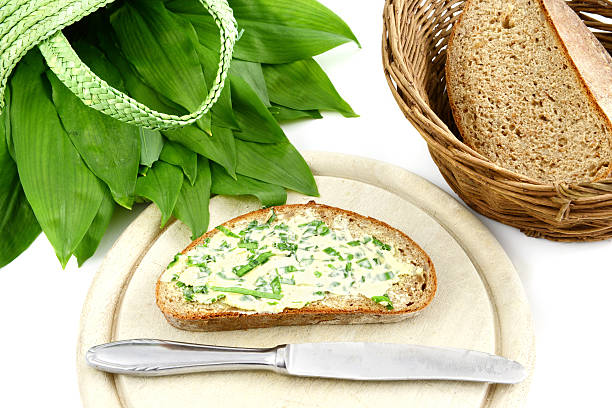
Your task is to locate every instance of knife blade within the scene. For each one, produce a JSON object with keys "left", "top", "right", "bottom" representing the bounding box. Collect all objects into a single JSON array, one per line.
[{"left": 86, "top": 339, "right": 526, "bottom": 384}]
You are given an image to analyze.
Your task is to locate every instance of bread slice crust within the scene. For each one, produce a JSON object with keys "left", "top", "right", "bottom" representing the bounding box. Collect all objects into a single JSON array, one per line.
[
  {"left": 156, "top": 201, "right": 436, "bottom": 332},
  {"left": 445, "top": 0, "right": 612, "bottom": 183}
]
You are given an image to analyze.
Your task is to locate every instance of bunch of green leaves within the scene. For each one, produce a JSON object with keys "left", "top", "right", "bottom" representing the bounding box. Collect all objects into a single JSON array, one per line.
[{"left": 0, "top": 0, "right": 358, "bottom": 268}]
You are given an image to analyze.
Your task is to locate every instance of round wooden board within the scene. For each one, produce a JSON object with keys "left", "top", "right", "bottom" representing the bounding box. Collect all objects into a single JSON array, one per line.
[{"left": 77, "top": 152, "right": 535, "bottom": 408}]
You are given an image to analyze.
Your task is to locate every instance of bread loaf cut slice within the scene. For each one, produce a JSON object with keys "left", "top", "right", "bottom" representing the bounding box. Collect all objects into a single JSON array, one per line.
[
  {"left": 446, "top": 0, "right": 612, "bottom": 183},
  {"left": 156, "top": 202, "right": 436, "bottom": 332}
]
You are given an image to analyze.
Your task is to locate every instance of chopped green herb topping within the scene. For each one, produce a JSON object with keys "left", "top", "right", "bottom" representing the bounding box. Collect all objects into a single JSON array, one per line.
[
  {"left": 270, "top": 275, "right": 282, "bottom": 294},
  {"left": 347, "top": 240, "right": 361, "bottom": 246},
  {"left": 323, "top": 247, "right": 340, "bottom": 256},
  {"left": 217, "top": 271, "right": 239, "bottom": 280},
  {"left": 216, "top": 225, "right": 240, "bottom": 238},
  {"left": 167, "top": 254, "right": 180, "bottom": 268},
  {"left": 233, "top": 251, "right": 275, "bottom": 277},
  {"left": 372, "top": 237, "right": 391, "bottom": 251},
  {"left": 275, "top": 241, "right": 298, "bottom": 253},
  {"left": 193, "top": 285, "right": 208, "bottom": 294},
  {"left": 314, "top": 270, "right": 322, "bottom": 278},
  {"left": 299, "top": 220, "right": 330, "bottom": 235},
  {"left": 182, "top": 286, "right": 194, "bottom": 301},
  {"left": 371, "top": 294, "right": 394, "bottom": 310},
  {"left": 357, "top": 258, "right": 372, "bottom": 269},
  {"left": 281, "top": 277, "right": 295, "bottom": 285},
  {"left": 379, "top": 271, "right": 395, "bottom": 280},
  {"left": 266, "top": 210, "right": 277, "bottom": 225},
  {"left": 210, "top": 286, "right": 283, "bottom": 300},
  {"left": 238, "top": 239, "right": 258, "bottom": 249}
]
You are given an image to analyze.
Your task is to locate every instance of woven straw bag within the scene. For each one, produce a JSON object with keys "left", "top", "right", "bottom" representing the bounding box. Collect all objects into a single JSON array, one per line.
[
  {"left": 0, "top": 0, "right": 237, "bottom": 130},
  {"left": 382, "top": 0, "right": 612, "bottom": 241}
]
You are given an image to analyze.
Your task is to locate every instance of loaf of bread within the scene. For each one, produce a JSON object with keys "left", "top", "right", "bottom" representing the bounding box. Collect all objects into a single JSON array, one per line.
[
  {"left": 446, "top": 0, "right": 612, "bottom": 183},
  {"left": 156, "top": 202, "right": 436, "bottom": 331}
]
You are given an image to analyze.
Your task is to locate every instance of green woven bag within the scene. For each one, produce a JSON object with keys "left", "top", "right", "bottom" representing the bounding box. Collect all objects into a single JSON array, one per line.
[{"left": 0, "top": 0, "right": 237, "bottom": 130}]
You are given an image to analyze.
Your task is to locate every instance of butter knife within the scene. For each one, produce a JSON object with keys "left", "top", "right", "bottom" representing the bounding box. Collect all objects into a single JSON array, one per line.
[{"left": 86, "top": 339, "right": 526, "bottom": 384}]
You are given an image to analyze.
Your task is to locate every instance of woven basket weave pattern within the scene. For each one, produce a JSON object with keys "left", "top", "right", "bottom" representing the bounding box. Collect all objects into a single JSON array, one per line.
[
  {"left": 0, "top": 0, "right": 237, "bottom": 130},
  {"left": 383, "top": 0, "right": 612, "bottom": 241},
  {"left": 0, "top": 0, "right": 115, "bottom": 110}
]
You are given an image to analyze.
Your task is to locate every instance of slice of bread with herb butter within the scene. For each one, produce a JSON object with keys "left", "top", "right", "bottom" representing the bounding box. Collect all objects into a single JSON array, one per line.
[{"left": 156, "top": 201, "right": 436, "bottom": 331}]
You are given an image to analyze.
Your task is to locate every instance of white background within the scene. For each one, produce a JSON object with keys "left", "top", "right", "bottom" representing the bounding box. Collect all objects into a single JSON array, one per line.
[{"left": 2, "top": 1, "right": 611, "bottom": 406}]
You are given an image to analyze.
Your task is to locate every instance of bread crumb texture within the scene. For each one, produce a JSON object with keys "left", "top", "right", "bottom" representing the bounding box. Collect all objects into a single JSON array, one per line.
[{"left": 447, "top": 0, "right": 612, "bottom": 183}]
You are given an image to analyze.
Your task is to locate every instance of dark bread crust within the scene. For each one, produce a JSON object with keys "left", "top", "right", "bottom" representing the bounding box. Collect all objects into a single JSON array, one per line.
[{"left": 156, "top": 201, "right": 436, "bottom": 331}]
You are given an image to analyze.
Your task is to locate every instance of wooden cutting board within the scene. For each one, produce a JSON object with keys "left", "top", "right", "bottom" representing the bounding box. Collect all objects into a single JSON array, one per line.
[{"left": 77, "top": 152, "right": 535, "bottom": 408}]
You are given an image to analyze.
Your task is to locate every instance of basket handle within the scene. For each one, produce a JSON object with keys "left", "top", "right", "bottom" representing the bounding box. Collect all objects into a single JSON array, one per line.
[{"left": 37, "top": 0, "right": 237, "bottom": 130}]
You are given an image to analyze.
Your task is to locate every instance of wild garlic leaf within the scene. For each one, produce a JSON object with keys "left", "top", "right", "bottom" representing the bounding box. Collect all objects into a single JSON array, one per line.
[
  {"left": 97, "top": 31, "right": 188, "bottom": 117},
  {"left": 263, "top": 58, "right": 357, "bottom": 117},
  {"left": 230, "top": 74, "right": 286, "bottom": 143},
  {"left": 47, "top": 43, "right": 140, "bottom": 209},
  {"left": 195, "top": 44, "right": 239, "bottom": 130},
  {"left": 73, "top": 188, "right": 115, "bottom": 266},
  {"left": 160, "top": 140, "right": 198, "bottom": 185},
  {"left": 211, "top": 162, "right": 286, "bottom": 207},
  {"left": 163, "top": 124, "right": 236, "bottom": 178},
  {"left": 10, "top": 51, "right": 106, "bottom": 267},
  {"left": 4, "top": 81, "right": 15, "bottom": 160},
  {"left": 135, "top": 161, "right": 183, "bottom": 227},
  {"left": 139, "top": 128, "right": 164, "bottom": 167},
  {"left": 111, "top": 0, "right": 210, "bottom": 130},
  {"left": 230, "top": 60, "right": 270, "bottom": 106},
  {"left": 170, "top": 0, "right": 359, "bottom": 63},
  {"left": 269, "top": 104, "right": 322, "bottom": 123},
  {"left": 173, "top": 156, "right": 211, "bottom": 239},
  {"left": 0, "top": 96, "right": 41, "bottom": 268},
  {"left": 235, "top": 140, "right": 318, "bottom": 196}
]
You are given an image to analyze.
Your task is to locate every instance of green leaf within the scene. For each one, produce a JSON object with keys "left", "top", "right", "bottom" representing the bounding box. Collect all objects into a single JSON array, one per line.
[
  {"left": 4, "top": 83, "right": 15, "bottom": 160},
  {"left": 211, "top": 161, "right": 286, "bottom": 207},
  {"left": 135, "top": 161, "right": 183, "bottom": 226},
  {"left": 230, "top": 74, "right": 286, "bottom": 143},
  {"left": 163, "top": 124, "right": 236, "bottom": 177},
  {"left": 111, "top": 1, "right": 210, "bottom": 130},
  {"left": 171, "top": 0, "right": 359, "bottom": 63},
  {"left": 269, "top": 104, "right": 322, "bottom": 122},
  {"left": 96, "top": 25, "right": 207, "bottom": 134},
  {"left": 46, "top": 44, "right": 140, "bottom": 209},
  {"left": 10, "top": 51, "right": 106, "bottom": 267},
  {"left": 173, "top": 156, "right": 211, "bottom": 239},
  {"left": 98, "top": 31, "right": 188, "bottom": 116},
  {"left": 75, "top": 40, "right": 125, "bottom": 89},
  {"left": 139, "top": 128, "right": 164, "bottom": 167},
  {"left": 235, "top": 140, "right": 318, "bottom": 196},
  {"left": 160, "top": 140, "right": 198, "bottom": 184},
  {"left": 73, "top": 188, "right": 115, "bottom": 266},
  {"left": 0, "top": 92, "right": 41, "bottom": 268},
  {"left": 263, "top": 58, "right": 357, "bottom": 117},
  {"left": 230, "top": 60, "right": 270, "bottom": 106},
  {"left": 195, "top": 44, "right": 239, "bottom": 129}
]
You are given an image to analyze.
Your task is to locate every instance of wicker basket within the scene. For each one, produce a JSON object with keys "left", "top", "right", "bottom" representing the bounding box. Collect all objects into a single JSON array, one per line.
[{"left": 382, "top": 0, "right": 612, "bottom": 241}]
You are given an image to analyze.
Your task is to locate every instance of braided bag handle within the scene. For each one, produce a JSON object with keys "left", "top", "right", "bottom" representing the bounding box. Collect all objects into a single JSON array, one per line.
[{"left": 37, "top": 0, "right": 237, "bottom": 130}]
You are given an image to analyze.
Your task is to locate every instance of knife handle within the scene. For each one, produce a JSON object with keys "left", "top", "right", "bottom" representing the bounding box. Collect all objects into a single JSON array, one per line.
[{"left": 86, "top": 339, "right": 288, "bottom": 376}]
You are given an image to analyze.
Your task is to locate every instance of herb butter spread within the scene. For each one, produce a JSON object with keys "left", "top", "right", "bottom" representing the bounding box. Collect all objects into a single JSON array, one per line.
[{"left": 160, "top": 210, "right": 424, "bottom": 313}]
